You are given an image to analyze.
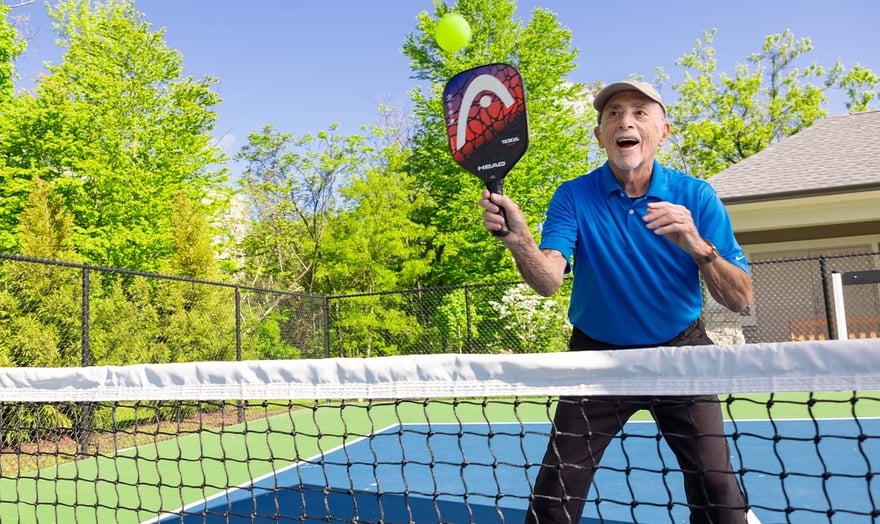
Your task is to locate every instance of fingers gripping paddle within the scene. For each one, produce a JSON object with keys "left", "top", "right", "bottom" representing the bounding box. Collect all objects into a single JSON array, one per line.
[{"left": 443, "top": 63, "right": 529, "bottom": 236}]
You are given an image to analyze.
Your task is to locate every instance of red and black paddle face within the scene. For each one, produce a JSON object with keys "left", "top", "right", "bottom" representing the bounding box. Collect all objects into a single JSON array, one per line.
[{"left": 443, "top": 63, "right": 528, "bottom": 236}]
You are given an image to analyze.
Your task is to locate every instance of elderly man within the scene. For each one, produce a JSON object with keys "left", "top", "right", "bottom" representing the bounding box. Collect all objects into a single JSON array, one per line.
[{"left": 479, "top": 80, "right": 753, "bottom": 524}]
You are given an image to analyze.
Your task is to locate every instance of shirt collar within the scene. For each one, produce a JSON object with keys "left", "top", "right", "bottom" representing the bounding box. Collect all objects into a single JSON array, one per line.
[{"left": 599, "top": 160, "right": 673, "bottom": 200}]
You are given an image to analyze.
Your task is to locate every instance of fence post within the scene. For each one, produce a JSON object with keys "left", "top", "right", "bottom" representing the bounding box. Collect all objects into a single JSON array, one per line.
[
  {"left": 78, "top": 267, "right": 92, "bottom": 456},
  {"left": 819, "top": 256, "right": 835, "bottom": 340},
  {"left": 235, "top": 286, "right": 242, "bottom": 362},
  {"left": 323, "top": 295, "right": 331, "bottom": 358},
  {"left": 465, "top": 285, "right": 474, "bottom": 353},
  {"left": 234, "top": 286, "right": 245, "bottom": 424}
]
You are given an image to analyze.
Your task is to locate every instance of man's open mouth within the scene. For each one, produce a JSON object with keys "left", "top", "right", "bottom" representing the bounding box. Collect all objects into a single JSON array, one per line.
[{"left": 616, "top": 137, "right": 640, "bottom": 148}]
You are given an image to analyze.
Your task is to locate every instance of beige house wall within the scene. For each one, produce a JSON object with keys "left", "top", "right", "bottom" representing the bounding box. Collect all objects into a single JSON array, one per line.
[{"left": 726, "top": 190, "right": 880, "bottom": 234}]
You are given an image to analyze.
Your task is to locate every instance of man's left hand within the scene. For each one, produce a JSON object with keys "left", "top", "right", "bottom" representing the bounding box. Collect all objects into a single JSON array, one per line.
[{"left": 642, "top": 201, "right": 704, "bottom": 257}]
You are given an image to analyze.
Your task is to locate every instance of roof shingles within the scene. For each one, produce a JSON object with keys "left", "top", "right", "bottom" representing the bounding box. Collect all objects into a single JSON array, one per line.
[{"left": 706, "top": 111, "right": 880, "bottom": 202}]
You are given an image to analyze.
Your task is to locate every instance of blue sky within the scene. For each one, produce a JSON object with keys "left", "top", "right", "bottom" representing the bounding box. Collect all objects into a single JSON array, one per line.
[{"left": 11, "top": 1, "right": 880, "bottom": 167}]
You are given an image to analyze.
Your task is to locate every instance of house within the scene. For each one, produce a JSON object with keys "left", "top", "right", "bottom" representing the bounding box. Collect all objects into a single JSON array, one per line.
[{"left": 706, "top": 110, "right": 880, "bottom": 342}]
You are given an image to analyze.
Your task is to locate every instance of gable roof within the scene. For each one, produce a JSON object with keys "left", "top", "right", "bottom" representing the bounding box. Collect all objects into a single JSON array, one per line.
[{"left": 707, "top": 110, "right": 880, "bottom": 204}]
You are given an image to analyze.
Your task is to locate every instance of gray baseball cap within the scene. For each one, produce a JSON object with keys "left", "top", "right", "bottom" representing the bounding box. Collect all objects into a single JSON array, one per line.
[{"left": 593, "top": 80, "right": 666, "bottom": 123}]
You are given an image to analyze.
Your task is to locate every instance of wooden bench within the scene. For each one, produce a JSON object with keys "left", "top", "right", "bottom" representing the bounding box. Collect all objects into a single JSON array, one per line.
[{"left": 789, "top": 316, "right": 880, "bottom": 341}]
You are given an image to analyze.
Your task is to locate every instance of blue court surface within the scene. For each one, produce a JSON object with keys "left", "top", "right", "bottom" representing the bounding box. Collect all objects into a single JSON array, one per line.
[{"left": 159, "top": 419, "right": 879, "bottom": 524}]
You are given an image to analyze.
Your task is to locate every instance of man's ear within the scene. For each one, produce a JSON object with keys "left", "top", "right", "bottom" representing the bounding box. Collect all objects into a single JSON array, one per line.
[
  {"left": 657, "top": 121, "right": 671, "bottom": 147},
  {"left": 594, "top": 125, "right": 604, "bottom": 148}
]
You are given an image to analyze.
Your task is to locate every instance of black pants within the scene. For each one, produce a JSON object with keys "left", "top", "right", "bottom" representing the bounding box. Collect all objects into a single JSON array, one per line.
[{"left": 525, "top": 320, "right": 748, "bottom": 524}]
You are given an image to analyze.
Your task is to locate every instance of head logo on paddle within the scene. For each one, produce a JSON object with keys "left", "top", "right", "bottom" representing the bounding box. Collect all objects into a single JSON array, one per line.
[{"left": 443, "top": 63, "right": 529, "bottom": 236}]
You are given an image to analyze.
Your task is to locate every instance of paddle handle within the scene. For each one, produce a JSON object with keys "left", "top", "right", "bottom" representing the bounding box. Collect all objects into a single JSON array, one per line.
[{"left": 485, "top": 179, "right": 509, "bottom": 237}]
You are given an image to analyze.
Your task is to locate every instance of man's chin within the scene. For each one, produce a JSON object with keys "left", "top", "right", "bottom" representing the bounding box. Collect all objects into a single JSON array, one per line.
[{"left": 609, "top": 156, "right": 646, "bottom": 173}]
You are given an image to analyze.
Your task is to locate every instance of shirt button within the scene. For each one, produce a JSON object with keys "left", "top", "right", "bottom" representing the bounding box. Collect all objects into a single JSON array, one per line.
[{"left": 628, "top": 209, "right": 635, "bottom": 215}]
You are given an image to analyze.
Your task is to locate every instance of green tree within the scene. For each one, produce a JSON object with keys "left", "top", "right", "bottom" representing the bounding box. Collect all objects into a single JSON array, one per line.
[
  {"left": 154, "top": 193, "right": 235, "bottom": 363},
  {"left": 329, "top": 293, "right": 421, "bottom": 358},
  {"left": 243, "top": 308, "right": 301, "bottom": 360},
  {"left": 236, "top": 124, "right": 365, "bottom": 293},
  {"left": 402, "top": 0, "right": 596, "bottom": 286},
  {"left": 312, "top": 127, "right": 435, "bottom": 357},
  {"left": 90, "top": 194, "right": 232, "bottom": 366},
  {"left": 88, "top": 277, "right": 165, "bottom": 365},
  {"left": 433, "top": 288, "right": 478, "bottom": 353},
  {"left": 0, "top": 0, "right": 227, "bottom": 269},
  {"left": 836, "top": 63, "right": 880, "bottom": 113},
  {"left": 0, "top": 4, "right": 28, "bottom": 250},
  {"left": 17, "top": 177, "right": 77, "bottom": 261},
  {"left": 236, "top": 124, "right": 374, "bottom": 359},
  {"left": 317, "top": 127, "right": 434, "bottom": 295},
  {"left": 0, "top": 178, "right": 81, "bottom": 368},
  {"left": 164, "top": 191, "right": 220, "bottom": 279},
  {"left": 0, "top": 185, "right": 79, "bottom": 446},
  {"left": 0, "top": 3, "right": 25, "bottom": 103},
  {"left": 661, "top": 29, "right": 853, "bottom": 178}
]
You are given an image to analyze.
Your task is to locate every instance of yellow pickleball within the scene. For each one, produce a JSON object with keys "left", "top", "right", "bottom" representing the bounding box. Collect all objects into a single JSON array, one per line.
[{"left": 434, "top": 13, "right": 472, "bottom": 53}]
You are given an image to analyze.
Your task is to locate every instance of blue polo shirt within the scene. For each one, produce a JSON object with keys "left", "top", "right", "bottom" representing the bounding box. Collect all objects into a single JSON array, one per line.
[{"left": 538, "top": 161, "right": 749, "bottom": 346}]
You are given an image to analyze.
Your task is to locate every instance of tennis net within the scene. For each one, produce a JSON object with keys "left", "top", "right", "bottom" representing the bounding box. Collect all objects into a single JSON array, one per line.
[{"left": 0, "top": 338, "right": 878, "bottom": 523}]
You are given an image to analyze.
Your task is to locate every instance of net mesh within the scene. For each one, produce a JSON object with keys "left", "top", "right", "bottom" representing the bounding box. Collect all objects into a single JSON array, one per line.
[{"left": 0, "top": 339, "right": 878, "bottom": 523}]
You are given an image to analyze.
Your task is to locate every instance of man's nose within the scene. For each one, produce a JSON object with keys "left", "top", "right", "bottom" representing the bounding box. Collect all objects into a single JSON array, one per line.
[{"left": 618, "top": 111, "right": 636, "bottom": 127}]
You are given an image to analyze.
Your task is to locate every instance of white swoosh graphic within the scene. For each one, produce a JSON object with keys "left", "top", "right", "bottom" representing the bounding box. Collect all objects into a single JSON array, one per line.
[{"left": 455, "top": 74, "right": 515, "bottom": 152}]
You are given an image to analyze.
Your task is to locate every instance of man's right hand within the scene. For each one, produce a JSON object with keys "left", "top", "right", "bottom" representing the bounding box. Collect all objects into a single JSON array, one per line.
[
  {"left": 479, "top": 190, "right": 526, "bottom": 240},
  {"left": 479, "top": 190, "right": 567, "bottom": 297}
]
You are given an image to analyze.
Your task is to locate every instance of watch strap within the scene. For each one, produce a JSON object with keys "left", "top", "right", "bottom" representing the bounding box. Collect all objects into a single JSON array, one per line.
[{"left": 695, "top": 239, "right": 719, "bottom": 266}]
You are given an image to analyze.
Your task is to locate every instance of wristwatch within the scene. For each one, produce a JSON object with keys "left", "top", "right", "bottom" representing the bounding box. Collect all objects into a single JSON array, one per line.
[{"left": 694, "top": 239, "right": 720, "bottom": 266}]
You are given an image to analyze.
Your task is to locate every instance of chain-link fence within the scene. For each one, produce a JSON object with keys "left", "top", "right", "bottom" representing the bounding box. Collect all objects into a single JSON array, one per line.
[
  {"left": 0, "top": 251, "right": 877, "bottom": 367},
  {"left": 743, "top": 251, "right": 880, "bottom": 343},
  {"left": 326, "top": 280, "right": 573, "bottom": 356},
  {"left": 0, "top": 254, "right": 328, "bottom": 367}
]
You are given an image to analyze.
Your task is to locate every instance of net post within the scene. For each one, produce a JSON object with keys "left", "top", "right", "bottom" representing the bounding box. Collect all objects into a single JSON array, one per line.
[{"left": 831, "top": 272, "right": 848, "bottom": 340}]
